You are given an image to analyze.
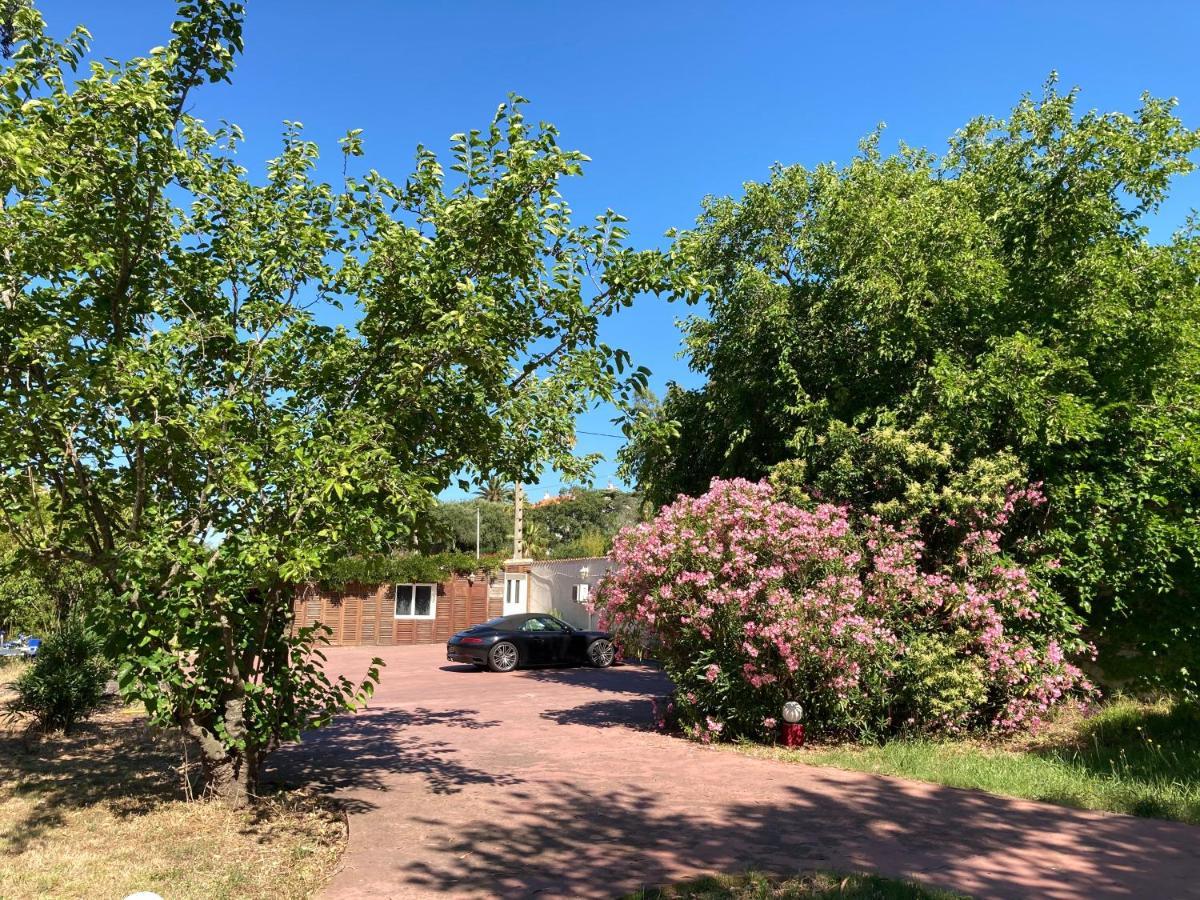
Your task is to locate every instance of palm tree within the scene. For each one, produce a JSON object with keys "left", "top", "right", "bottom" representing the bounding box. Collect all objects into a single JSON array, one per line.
[
  {"left": 522, "top": 521, "right": 550, "bottom": 559},
  {"left": 475, "top": 477, "right": 513, "bottom": 504}
]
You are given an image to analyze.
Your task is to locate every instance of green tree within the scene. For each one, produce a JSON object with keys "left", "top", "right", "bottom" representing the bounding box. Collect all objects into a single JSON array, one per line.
[
  {"left": 623, "top": 79, "right": 1200, "bottom": 692},
  {"left": 427, "top": 500, "right": 512, "bottom": 555},
  {"left": 0, "top": 2, "right": 649, "bottom": 804},
  {"left": 0, "top": 531, "right": 110, "bottom": 635},
  {"left": 474, "top": 477, "right": 513, "bottom": 504},
  {"left": 427, "top": 488, "right": 639, "bottom": 558},
  {"left": 527, "top": 488, "right": 639, "bottom": 550},
  {"left": 552, "top": 527, "right": 610, "bottom": 559}
]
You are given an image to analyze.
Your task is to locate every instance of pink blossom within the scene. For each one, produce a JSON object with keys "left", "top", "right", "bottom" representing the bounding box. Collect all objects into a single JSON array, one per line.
[{"left": 592, "top": 476, "right": 1090, "bottom": 742}]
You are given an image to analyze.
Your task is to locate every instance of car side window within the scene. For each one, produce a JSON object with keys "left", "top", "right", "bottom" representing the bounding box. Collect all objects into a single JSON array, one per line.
[
  {"left": 536, "top": 616, "right": 567, "bottom": 632},
  {"left": 520, "top": 618, "right": 547, "bottom": 632}
]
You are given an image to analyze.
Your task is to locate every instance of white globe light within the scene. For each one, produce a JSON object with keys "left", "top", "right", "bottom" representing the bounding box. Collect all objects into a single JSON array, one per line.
[{"left": 782, "top": 701, "right": 803, "bottom": 724}]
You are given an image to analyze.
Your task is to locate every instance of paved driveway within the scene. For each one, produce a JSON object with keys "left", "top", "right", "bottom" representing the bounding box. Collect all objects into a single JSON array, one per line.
[{"left": 272, "top": 644, "right": 1200, "bottom": 899}]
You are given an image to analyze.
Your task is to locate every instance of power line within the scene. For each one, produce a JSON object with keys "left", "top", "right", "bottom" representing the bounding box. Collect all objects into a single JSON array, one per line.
[{"left": 576, "top": 429, "right": 623, "bottom": 439}]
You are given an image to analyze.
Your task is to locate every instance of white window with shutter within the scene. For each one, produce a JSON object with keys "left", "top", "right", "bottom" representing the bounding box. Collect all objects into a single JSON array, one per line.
[
  {"left": 394, "top": 583, "right": 437, "bottom": 620},
  {"left": 572, "top": 583, "right": 590, "bottom": 604}
]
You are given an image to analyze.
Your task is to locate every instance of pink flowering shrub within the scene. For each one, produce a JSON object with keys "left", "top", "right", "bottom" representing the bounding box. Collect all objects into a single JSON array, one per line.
[{"left": 593, "top": 478, "right": 1093, "bottom": 742}]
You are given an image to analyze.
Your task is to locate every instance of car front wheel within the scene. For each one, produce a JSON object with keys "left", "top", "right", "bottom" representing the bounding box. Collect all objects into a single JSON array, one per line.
[
  {"left": 587, "top": 639, "right": 615, "bottom": 668},
  {"left": 488, "top": 641, "right": 519, "bottom": 672}
]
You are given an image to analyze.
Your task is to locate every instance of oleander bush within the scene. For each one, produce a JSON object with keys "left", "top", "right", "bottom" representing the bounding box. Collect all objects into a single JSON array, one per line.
[
  {"left": 594, "top": 478, "right": 1094, "bottom": 742},
  {"left": 8, "top": 618, "right": 110, "bottom": 733}
]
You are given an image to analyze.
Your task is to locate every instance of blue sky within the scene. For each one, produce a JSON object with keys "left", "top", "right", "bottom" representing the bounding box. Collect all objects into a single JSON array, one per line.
[{"left": 41, "top": 1, "right": 1200, "bottom": 499}]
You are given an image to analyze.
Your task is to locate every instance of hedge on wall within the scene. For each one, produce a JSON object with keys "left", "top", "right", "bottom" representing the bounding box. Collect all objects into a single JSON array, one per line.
[{"left": 318, "top": 552, "right": 505, "bottom": 589}]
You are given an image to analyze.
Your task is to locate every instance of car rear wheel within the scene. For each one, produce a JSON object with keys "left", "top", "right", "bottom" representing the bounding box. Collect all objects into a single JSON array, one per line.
[
  {"left": 587, "top": 639, "right": 615, "bottom": 668},
  {"left": 488, "top": 641, "right": 519, "bottom": 672}
]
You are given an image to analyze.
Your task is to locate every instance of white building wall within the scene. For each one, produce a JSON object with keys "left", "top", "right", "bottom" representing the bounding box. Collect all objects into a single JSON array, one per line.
[{"left": 528, "top": 556, "right": 612, "bottom": 630}]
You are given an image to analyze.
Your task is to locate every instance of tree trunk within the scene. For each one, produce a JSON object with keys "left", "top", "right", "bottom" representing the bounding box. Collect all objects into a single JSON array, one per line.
[
  {"left": 182, "top": 699, "right": 258, "bottom": 808},
  {"left": 199, "top": 749, "right": 256, "bottom": 808}
]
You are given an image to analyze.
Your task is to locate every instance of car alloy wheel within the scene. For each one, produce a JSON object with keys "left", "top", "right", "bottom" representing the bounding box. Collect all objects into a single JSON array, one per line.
[
  {"left": 588, "top": 639, "right": 615, "bottom": 668},
  {"left": 488, "top": 641, "right": 519, "bottom": 672}
]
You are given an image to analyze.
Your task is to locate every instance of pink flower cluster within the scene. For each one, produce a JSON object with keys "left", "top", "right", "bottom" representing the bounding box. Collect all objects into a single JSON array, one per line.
[{"left": 594, "top": 478, "right": 1093, "bottom": 741}]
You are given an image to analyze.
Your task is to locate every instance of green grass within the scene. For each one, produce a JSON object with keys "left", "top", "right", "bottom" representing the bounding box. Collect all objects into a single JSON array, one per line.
[
  {"left": 748, "top": 698, "right": 1200, "bottom": 824},
  {"left": 626, "top": 871, "right": 960, "bottom": 899}
]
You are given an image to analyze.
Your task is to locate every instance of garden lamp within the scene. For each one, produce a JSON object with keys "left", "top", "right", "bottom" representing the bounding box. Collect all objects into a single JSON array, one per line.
[{"left": 780, "top": 700, "right": 805, "bottom": 747}]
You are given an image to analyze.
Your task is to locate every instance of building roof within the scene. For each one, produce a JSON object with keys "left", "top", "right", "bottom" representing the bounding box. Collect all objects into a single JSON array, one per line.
[{"left": 529, "top": 555, "right": 611, "bottom": 567}]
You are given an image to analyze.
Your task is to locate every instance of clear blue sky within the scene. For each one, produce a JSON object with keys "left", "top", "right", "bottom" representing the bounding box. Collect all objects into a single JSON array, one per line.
[{"left": 40, "top": 1, "right": 1200, "bottom": 499}]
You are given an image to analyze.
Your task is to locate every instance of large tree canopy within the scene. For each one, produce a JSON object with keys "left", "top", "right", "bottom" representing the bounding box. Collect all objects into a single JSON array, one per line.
[
  {"left": 621, "top": 80, "right": 1200, "bottom": 692},
  {"left": 0, "top": 1, "right": 650, "bottom": 803}
]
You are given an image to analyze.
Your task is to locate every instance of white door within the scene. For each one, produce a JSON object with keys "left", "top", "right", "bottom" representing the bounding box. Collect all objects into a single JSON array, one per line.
[{"left": 503, "top": 574, "right": 527, "bottom": 614}]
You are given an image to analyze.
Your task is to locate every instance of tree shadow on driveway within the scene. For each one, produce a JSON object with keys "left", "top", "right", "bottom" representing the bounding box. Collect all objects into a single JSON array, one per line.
[
  {"left": 516, "top": 662, "right": 672, "bottom": 696},
  {"left": 269, "top": 706, "right": 517, "bottom": 811},
  {"left": 396, "top": 770, "right": 1200, "bottom": 899},
  {"left": 541, "top": 697, "right": 657, "bottom": 730}
]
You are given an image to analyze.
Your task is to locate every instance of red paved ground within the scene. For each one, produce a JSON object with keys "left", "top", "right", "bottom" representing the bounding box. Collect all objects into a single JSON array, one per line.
[{"left": 270, "top": 644, "right": 1200, "bottom": 899}]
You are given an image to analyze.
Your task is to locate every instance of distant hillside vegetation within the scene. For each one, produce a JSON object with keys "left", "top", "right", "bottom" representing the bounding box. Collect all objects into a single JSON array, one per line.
[{"left": 427, "top": 488, "right": 640, "bottom": 558}]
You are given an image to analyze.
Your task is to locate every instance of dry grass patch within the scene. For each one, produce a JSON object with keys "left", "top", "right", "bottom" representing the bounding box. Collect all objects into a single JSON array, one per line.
[
  {"left": 0, "top": 658, "right": 29, "bottom": 698},
  {"left": 0, "top": 670, "right": 345, "bottom": 900}
]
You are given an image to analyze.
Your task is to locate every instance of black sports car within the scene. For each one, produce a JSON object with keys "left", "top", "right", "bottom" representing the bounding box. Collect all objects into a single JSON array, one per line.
[{"left": 446, "top": 613, "right": 616, "bottom": 672}]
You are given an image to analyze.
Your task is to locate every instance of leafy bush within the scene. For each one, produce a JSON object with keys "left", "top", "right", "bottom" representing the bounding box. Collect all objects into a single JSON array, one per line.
[
  {"left": 9, "top": 619, "right": 110, "bottom": 733},
  {"left": 594, "top": 478, "right": 1093, "bottom": 742}
]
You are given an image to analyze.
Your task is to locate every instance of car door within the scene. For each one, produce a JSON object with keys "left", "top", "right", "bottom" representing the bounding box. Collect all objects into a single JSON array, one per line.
[
  {"left": 519, "top": 616, "right": 551, "bottom": 664},
  {"left": 534, "top": 615, "right": 573, "bottom": 664}
]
